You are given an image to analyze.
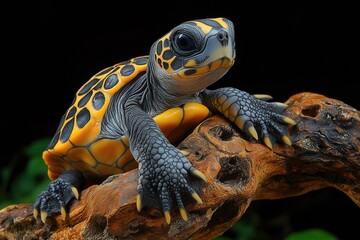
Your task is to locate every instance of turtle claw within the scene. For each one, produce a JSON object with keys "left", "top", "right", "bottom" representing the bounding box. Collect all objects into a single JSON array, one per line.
[
  {"left": 263, "top": 136, "right": 273, "bottom": 150},
  {"left": 60, "top": 206, "right": 67, "bottom": 221},
  {"left": 191, "top": 192, "right": 203, "bottom": 205},
  {"left": 136, "top": 144, "right": 205, "bottom": 224},
  {"left": 164, "top": 210, "right": 171, "bottom": 224},
  {"left": 253, "top": 94, "right": 273, "bottom": 101},
  {"left": 246, "top": 125, "right": 259, "bottom": 140},
  {"left": 41, "top": 211, "right": 48, "bottom": 224},
  {"left": 33, "top": 208, "right": 39, "bottom": 219},
  {"left": 281, "top": 135, "right": 292, "bottom": 146},
  {"left": 32, "top": 171, "right": 85, "bottom": 223},
  {"left": 72, "top": 187, "right": 79, "bottom": 199},
  {"left": 179, "top": 208, "right": 188, "bottom": 221},
  {"left": 282, "top": 116, "right": 297, "bottom": 126},
  {"left": 180, "top": 149, "right": 190, "bottom": 156},
  {"left": 191, "top": 168, "right": 207, "bottom": 182}
]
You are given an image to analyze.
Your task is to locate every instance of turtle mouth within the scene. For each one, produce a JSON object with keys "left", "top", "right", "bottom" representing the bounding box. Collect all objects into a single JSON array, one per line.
[
  {"left": 187, "top": 56, "right": 234, "bottom": 75},
  {"left": 172, "top": 56, "right": 234, "bottom": 80}
]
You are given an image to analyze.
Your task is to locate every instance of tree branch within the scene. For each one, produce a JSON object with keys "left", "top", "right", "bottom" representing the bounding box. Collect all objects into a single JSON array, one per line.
[{"left": 1, "top": 92, "right": 359, "bottom": 240}]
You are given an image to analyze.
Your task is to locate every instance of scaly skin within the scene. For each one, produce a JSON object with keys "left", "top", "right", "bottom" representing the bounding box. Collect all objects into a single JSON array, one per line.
[{"left": 33, "top": 17, "right": 296, "bottom": 225}]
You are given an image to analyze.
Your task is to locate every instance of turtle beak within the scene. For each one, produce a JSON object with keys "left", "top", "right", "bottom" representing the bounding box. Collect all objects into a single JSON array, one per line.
[{"left": 185, "top": 30, "right": 235, "bottom": 68}]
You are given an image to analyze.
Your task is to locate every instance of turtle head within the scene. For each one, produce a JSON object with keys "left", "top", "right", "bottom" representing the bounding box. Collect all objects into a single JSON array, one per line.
[{"left": 149, "top": 17, "right": 236, "bottom": 95}]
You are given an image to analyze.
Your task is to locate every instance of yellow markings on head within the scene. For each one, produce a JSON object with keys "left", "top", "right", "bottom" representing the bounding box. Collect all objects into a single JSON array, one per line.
[
  {"left": 193, "top": 21, "right": 212, "bottom": 35},
  {"left": 192, "top": 18, "right": 230, "bottom": 34},
  {"left": 175, "top": 58, "right": 232, "bottom": 80},
  {"left": 215, "top": 18, "right": 230, "bottom": 30},
  {"left": 184, "top": 59, "right": 196, "bottom": 68}
]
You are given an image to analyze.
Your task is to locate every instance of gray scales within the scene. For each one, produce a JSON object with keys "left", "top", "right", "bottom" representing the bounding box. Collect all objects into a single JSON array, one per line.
[{"left": 33, "top": 17, "right": 296, "bottom": 225}]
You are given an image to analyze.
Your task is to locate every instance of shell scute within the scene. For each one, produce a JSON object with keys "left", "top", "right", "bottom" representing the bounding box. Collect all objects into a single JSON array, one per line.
[{"left": 44, "top": 56, "right": 148, "bottom": 180}]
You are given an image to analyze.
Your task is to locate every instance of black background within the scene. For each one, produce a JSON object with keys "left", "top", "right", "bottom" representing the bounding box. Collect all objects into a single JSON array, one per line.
[{"left": 4, "top": 1, "right": 358, "bottom": 239}]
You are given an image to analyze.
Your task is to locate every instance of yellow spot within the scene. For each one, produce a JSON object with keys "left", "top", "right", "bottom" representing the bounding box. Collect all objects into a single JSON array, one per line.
[
  {"left": 72, "top": 187, "right": 79, "bottom": 199},
  {"left": 209, "top": 58, "right": 223, "bottom": 71},
  {"left": 263, "top": 136, "right": 273, "bottom": 150},
  {"left": 282, "top": 135, "right": 292, "bottom": 146},
  {"left": 164, "top": 210, "right": 171, "bottom": 224},
  {"left": 248, "top": 126, "right": 259, "bottom": 140},
  {"left": 191, "top": 192, "right": 203, "bottom": 204},
  {"left": 61, "top": 206, "right": 67, "bottom": 221},
  {"left": 191, "top": 169, "right": 207, "bottom": 182},
  {"left": 41, "top": 211, "right": 48, "bottom": 224},
  {"left": 194, "top": 21, "right": 212, "bottom": 34},
  {"left": 185, "top": 59, "right": 197, "bottom": 67},
  {"left": 215, "top": 17, "right": 230, "bottom": 30},
  {"left": 283, "top": 116, "right": 297, "bottom": 125},
  {"left": 33, "top": 208, "right": 39, "bottom": 219},
  {"left": 179, "top": 208, "right": 188, "bottom": 221},
  {"left": 136, "top": 194, "right": 141, "bottom": 211}
]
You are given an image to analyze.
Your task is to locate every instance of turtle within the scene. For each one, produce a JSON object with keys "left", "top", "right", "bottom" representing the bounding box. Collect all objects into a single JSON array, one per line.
[{"left": 33, "top": 17, "right": 296, "bottom": 225}]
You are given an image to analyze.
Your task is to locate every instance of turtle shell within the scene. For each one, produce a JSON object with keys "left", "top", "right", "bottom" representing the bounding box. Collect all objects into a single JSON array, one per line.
[
  {"left": 43, "top": 56, "right": 148, "bottom": 181},
  {"left": 43, "top": 55, "right": 211, "bottom": 182}
]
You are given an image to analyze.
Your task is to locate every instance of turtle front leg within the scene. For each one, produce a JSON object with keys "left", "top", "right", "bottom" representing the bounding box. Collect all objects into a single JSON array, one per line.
[
  {"left": 32, "top": 170, "right": 85, "bottom": 223},
  {"left": 200, "top": 87, "right": 297, "bottom": 149},
  {"left": 124, "top": 105, "right": 206, "bottom": 224}
]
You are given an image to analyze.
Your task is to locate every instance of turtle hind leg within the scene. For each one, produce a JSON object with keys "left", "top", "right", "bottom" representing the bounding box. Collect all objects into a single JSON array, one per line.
[{"left": 33, "top": 170, "right": 85, "bottom": 223}]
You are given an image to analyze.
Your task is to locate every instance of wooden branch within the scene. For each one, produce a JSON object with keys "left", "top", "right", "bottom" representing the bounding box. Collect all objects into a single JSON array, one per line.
[{"left": 1, "top": 92, "right": 359, "bottom": 240}]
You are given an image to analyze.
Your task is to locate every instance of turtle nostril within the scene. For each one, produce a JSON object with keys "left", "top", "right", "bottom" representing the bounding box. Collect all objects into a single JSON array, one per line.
[{"left": 217, "top": 30, "right": 229, "bottom": 45}]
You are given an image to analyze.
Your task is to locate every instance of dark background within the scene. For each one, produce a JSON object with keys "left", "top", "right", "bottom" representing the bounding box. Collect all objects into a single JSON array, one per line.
[{"left": 4, "top": 1, "right": 358, "bottom": 239}]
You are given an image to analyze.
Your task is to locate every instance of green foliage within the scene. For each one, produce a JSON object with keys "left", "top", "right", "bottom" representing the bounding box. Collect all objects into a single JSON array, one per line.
[
  {"left": 285, "top": 228, "right": 339, "bottom": 240},
  {"left": 0, "top": 138, "right": 51, "bottom": 209},
  {"left": 215, "top": 212, "right": 267, "bottom": 240}
]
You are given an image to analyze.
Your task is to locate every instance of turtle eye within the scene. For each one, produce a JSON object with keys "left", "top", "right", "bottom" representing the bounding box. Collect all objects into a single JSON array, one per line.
[{"left": 174, "top": 33, "right": 196, "bottom": 52}]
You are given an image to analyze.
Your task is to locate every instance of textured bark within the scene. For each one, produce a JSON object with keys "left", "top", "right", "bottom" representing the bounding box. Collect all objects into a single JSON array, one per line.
[{"left": 1, "top": 92, "right": 359, "bottom": 240}]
